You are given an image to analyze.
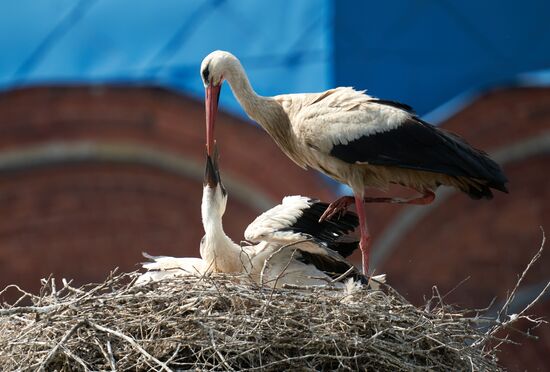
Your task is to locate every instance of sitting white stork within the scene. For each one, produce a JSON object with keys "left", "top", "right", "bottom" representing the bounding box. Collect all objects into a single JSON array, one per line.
[
  {"left": 200, "top": 50, "right": 509, "bottom": 273},
  {"left": 200, "top": 149, "right": 379, "bottom": 288},
  {"left": 242, "top": 195, "right": 373, "bottom": 288},
  {"left": 137, "top": 148, "right": 383, "bottom": 289},
  {"left": 136, "top": 149, "right": 245, "bottom": 285}
]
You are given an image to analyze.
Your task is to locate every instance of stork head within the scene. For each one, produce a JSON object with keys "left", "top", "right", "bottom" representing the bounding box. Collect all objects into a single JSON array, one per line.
[
  {"left": 201, "top": 50, "right": 239, "bottom": 156},
  {"left": 202, "top": 145, "right": 228, "bottom": 221}
]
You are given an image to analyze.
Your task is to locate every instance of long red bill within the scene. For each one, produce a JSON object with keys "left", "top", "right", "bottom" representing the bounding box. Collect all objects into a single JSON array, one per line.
[{"left": 205, "top": 84, "right": 221, "bottom": 156}]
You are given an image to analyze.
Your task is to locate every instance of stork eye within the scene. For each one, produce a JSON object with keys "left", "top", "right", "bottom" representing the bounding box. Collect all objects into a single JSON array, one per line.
[{"left": 202, "top": 64, "right": 210, "bottom": 83}]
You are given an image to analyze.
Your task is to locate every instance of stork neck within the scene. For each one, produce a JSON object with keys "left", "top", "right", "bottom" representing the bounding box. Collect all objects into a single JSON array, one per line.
[
  {"left": 224, "top": 62, "right": 268, "bottom": 120},
  {"left": 203, "top": 214, "right": 224, "bottom": 237},
  {"left": 225, "top": 58, "right": 303, "bottom": 167},
  {"left": 201, "top": 199, "right": 241, "bottom": 272},
  {"left": 201, "top": 198, "right": 230, "bottom": 244}
]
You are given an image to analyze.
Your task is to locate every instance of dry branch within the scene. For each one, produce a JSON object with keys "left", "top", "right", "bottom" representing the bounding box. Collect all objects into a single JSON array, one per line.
[{"left": 0, "top": 236, "right": 547, "bottom": 371}]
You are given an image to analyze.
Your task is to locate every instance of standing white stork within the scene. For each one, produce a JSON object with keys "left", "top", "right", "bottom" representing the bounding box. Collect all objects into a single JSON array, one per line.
[{"left": 200, "top": 50, "right": 509, "bottom": 273}]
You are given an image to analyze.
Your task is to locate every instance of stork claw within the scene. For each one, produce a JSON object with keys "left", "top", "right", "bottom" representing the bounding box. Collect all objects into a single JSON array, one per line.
[
  {"left": 319, "top": 196, "right": 355, "bottom": 222},
  {"left": 319, "top": 207, "right": 338, "bottom": 222}
]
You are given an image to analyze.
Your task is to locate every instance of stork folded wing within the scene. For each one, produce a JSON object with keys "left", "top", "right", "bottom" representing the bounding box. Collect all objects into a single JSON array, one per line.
[
  {"left": 244, "top": 195, "right": 359, "bottom": 252},
  {"left": 330, "top": 117, "right": 508, "bottom": 195},
  {"left": 260, "top": 240, "right": 366, "bottom": 286}
]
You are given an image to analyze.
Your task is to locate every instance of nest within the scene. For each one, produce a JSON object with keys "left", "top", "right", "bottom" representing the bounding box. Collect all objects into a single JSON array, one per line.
[
  {"left": 2, "top": 235, "right": 549, "bottom": 371},
  {"left": 0, "top": 270, "right": 519, "bottom": 372}
]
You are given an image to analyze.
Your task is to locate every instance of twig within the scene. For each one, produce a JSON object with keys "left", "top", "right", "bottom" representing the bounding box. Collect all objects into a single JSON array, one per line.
[
  {"left": 94, "top": 338, "right": 117, "bottom": 371},
  {"left": 281, "top": 283, "right": 341, "bottom": 291},
  {"left": 260, "top": 239, "right": 311, "bottom": 289},
  {"left": 209, "top": 329, "right": 235, "bottom": 371},
  {"left": 476, "top": 229, "right": 548, "bottom": 346},
  {"left": 1, "top": 284, "right": 37, "bottom": 308},
  {"left": 330, "top": 266, "right": 356, "bottom": 284},
  {"left": 497, "top": 230, "right": 545, "bottom": 322},
  {"left": 62, "top": 347, "right": 91, "bottom": 371},
  {"left": 37, "top": 320, "right": 86, "bottom": 371},
  {"left": 106, "top": 340, "right": 116, "bottom": 371},
  {"left": 87, "top": 321, "right": 172, "bottom": 372},
  {"left": 0, "top": 301, "right": 76, "bottom": 316}
]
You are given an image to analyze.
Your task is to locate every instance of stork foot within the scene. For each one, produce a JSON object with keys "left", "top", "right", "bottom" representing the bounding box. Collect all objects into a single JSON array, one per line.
[
  {"left": 363, "top": 190, "right": 435, "bottom": 205},
  {"left": 319, "top": 196, "right": 355, "bottom": 222}
]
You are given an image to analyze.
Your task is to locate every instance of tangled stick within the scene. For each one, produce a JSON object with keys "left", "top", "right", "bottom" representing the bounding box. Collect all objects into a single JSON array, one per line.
[{"left": 0, "top": 236, "right": 547, "bottom": 371}]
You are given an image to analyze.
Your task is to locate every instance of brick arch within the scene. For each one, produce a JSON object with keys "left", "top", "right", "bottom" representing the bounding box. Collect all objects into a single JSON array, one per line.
[
  {"left": 0, "top": 162, "right": 213, "bottom": 291},
  {"left": 0, "top": 85, "right": 336, "bottom": 297},
  {"left": 0, "top": 140, "right": 276, "bottom": 212},
  {"left": 0, "top": 86, "right": 336, "bottom": 202}
]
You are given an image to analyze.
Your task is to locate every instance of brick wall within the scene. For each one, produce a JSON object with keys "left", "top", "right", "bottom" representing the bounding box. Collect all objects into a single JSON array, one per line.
[
  {"left": 375, "top": 87, "right": 550, "bottom": 371},
  {"left": 0, "top": 85, "right": 547, "bottom": 370},
  {"left": 0, "top": 86, "right": 335, "bottom": 295}
]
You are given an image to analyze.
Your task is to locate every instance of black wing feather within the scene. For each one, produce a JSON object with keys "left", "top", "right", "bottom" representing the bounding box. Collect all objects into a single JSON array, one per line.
[
  {"left": 296, "top": 250, "right": 366, "bottom": 283},
  {"left": 330, "top": 117, "right": 508, "bottom": 198},
  {"left": 325, "top": 241, "right": 359, "bottom": 258},
  {"left": 369, "top": 99, "right": 415, "bottom": 114},
  {"left": 280, "top": 200, "right": 359, "bottom": 257}
]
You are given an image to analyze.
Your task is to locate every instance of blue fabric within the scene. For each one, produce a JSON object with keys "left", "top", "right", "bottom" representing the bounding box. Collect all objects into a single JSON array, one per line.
[
  {"left": 0, "top": 0, "right": 332, "bottom": 117},
  {"left": 334, "top": 0, "right": 550, "bottom": 115},
  {"left": 0, "top": 0, "right": 548, "bottom": 118}
]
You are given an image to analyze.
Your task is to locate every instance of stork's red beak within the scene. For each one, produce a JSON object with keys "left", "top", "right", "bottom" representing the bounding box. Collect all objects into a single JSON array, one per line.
[{"left": 205, "top": 83, "right": 221, "bottom": 156}]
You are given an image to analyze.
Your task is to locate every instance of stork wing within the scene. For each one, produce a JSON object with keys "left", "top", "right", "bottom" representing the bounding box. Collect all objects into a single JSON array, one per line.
[
  {"left": 291, "top": 87, "right": 508, "bottom": 194},
  {"left": 136, "top": 253, "right": 207, "bottom": 285},
  {"left": 140, "top": 252, "right": 206, "bottom": 273},
  {"left": 260, "top": 240, "right": 365, "bottom": 286},
  {"left": 244, "top": 195, "right": 359, "bottom": 257}
]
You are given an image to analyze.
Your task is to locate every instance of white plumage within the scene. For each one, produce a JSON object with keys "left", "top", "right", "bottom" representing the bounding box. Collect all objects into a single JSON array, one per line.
[
  {"left": 137, "top": 151, "right": 372, "bottom": 289},
  {"left": 200, "top": 50, "right": 508, "bottom": 274},
  {"left": 135, "top": 254, "right": 207, "bottom": 286},
  {"left": 241, "top": 195, "right": 365, "bottom": 288},
  {"left": 245, "top": 195, "right": 328, "bottom": 243},
  {"left": 260, "top": 243, "right": 347, "bottom": 288},
  {"left": 256, "top": 241, "right": 356, "bottom": 289},
  {"left": 282, "top": 87, "right": 410, "bottom": 151}
]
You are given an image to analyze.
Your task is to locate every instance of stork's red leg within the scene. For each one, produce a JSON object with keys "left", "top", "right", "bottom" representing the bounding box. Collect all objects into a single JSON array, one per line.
[
  {"left": 319, "top": 190, "right": 433, "bottom": 274},
  {"left": 320, "top": 191, "right": 435, "bottom": 223},
  {"left": 319, "top": 196, "right": 355, "bottom": 222},
  {"left": 354, "top": 193, "right": 371, "bottom": 274},
  {"left": 363, "top": 190, "right": 435, "bottom": 205}
]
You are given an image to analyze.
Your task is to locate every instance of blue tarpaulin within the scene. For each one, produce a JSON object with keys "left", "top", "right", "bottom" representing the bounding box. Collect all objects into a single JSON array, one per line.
[{"left": 1, "top": 0, "right": 549, "bottom": 118}]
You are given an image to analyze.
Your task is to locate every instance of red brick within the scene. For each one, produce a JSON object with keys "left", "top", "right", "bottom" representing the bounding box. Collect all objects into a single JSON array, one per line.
[{"left": 0, "top": 86, "right": 335, "bottom": 296}]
